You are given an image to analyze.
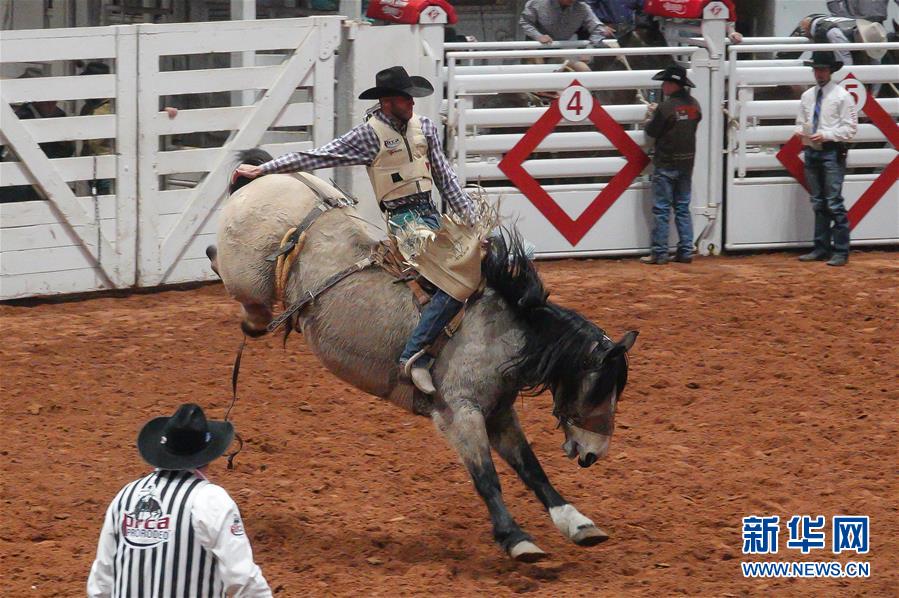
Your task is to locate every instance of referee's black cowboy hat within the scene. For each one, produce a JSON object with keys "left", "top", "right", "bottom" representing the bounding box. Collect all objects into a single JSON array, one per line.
[
  {"left": 358, "top": 66, "right": 434, "bottom": 100},
  {"left": 138, "top": 403, "right": 234, "bottom": 470},
  {"left": 804, "top": 51, "right": 843, "bottom": 72},
  {"left": 651, "top": 65, "right": 695, "bottom": 88}
]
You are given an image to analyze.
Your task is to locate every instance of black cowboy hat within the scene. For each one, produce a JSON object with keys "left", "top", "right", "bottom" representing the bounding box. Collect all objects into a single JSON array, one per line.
[
  {"left": 804, "top": 51, "right": 843, "bottom": 72},
  {"left": 137, "top": 403, "right": 234, "bottom": 470},
  {"left": 358, "top": 66, "right": 434, "bottom": 100},
  {"left": 651, "top": 65, "right": 695, "bottom": 88}
]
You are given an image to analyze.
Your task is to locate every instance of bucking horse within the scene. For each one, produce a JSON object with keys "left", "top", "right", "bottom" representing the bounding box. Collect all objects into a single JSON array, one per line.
[{"left": 207, "top": 154, "right": 637, "bottom": 561}]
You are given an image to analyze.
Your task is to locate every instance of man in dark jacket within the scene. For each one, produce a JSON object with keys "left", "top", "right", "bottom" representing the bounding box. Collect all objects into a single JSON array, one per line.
[{"left": 641, "top": 65, "right": 702, "bottom": 265}]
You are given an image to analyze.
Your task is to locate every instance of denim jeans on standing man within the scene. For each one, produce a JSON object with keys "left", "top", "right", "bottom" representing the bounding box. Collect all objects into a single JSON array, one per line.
[
  {"left": 650, "top": 167, "right": 694, "bottom": 258},
  {"left": 386, "top": 207, "right": 464, "bottom": 366},
  {"left": 803, "top": 147, "right": 849, "bottom": 257}
]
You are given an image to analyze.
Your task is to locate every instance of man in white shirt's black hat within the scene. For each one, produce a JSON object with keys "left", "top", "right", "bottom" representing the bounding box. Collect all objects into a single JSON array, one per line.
[
  {"left": 794, "top": 52, "right": 858, "bottom": 267},
  {"left": 87, "top": 404, "right": 272, "bottom": 597}
]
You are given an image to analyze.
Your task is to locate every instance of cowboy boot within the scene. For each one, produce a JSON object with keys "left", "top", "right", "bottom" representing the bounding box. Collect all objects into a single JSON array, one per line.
[{"left": 402, "top": 349, "right": 436, "bottom": 395}]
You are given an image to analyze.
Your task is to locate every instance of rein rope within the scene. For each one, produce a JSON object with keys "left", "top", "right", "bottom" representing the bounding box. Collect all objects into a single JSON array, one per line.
[{"left": 225, "top": 334, "right": 246, "bottom": 469}]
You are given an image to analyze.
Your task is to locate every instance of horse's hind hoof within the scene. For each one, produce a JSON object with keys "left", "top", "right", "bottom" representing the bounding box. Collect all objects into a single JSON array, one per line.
[
  {"left": 509, "top": 540, "right": 547, "bottom": 563},
  {"left": 572, "top": 524, "right": 609, "bottom": 547}
]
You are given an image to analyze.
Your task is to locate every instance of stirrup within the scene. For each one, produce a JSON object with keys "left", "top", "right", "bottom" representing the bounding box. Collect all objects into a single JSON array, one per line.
[{"left": 403, "top": 348, "right": 429, "bottom": 377}]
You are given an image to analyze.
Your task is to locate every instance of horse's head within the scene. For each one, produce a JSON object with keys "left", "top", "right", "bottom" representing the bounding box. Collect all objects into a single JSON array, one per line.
[{"left": 553, "top": 331, "right": 637, "bottom": 468}]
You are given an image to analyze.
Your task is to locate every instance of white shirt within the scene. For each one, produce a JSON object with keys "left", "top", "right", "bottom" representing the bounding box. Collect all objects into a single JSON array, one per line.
[
  {"left": 87, "top": 470, "right": 272, "bottom": 598},
  {"left": 794, "top": 80, "right": 858, "bottom": 144}
]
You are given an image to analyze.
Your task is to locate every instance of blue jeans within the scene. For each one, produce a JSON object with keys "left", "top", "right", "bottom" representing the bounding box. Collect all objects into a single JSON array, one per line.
[
  {"left": 650, "top": 167, "right": 694, "bottom": 257},
  {"left": 804, "top": 147, "right": 849, "bottom": 257},
  {"left": 386, "top": 207, "right": 464, "bottom": 364}
]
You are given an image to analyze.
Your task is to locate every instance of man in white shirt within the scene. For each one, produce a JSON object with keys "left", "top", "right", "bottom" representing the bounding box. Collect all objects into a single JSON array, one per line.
[
  {"left": 87, "top": 404, "right": 272, "bottom": 597},
  {"left": 794, "top": 52, "right": 858, "bottom": 267}
]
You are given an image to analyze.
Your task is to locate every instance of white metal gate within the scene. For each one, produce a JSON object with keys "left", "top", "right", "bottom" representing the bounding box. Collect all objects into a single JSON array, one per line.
[
  {"left": 135, "top": 17, "right": 341, "bottom": 286},
  {"left": 442, "top": 5, "right": 732, "bottom": 257},
  {"left": 0, "top": 25, "right": 138, "bottom": 297},
  {"left": 725, "top": 41, "right": 899, "bottom": 250}
]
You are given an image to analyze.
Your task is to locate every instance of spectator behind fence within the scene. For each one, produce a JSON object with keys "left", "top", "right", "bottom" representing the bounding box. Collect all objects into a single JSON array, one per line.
[
  {"left": 640, "top": 65, "right": 702, "bottom": 266},
  {"left": 519, "top": 0, "right": 615, "bottom": 47},
  {"left": 79, "top": 61, "right": 115, "bottom": 196},
  {"left": 585, "top": 0, "right": 643, "bottom": 31},
  {"left": 827, "top": 0, "right": 889, "bottom": 23},
  {"left": 794, "top": 52, "right": 858, "bottom": 267},
  {"left": 789, "top": 14, "right": 888, "bottom": 66},
  {"left": 0, "top": 67, "right": 75, "bottom": 203}
]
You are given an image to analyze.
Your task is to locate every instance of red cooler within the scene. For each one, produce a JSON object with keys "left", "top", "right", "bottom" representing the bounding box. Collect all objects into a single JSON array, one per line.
[
  {"left": 366, "top": 0, "right": 458, "bottom": 25},
  {"left": 643, "top": 0, "right": 736, "bottom": 21}
]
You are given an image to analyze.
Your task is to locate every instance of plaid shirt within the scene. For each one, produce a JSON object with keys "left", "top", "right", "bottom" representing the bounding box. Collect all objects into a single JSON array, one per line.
[{"left": 259, "top": 109, "right": 477, "bottom": 225}]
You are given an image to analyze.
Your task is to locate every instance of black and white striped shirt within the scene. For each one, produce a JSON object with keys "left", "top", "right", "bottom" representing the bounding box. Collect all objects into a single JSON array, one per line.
[{"left": 87, "top": 469, "right": 271, "bottom": 597}]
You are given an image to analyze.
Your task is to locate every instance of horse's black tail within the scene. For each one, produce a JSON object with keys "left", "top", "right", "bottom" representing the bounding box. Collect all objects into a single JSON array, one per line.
[
  {"left": 230, "top": 148, "right": 274, "bottom": 195},
  {"left": 482, "top": 227, "right": 550, "bottom": 319}
]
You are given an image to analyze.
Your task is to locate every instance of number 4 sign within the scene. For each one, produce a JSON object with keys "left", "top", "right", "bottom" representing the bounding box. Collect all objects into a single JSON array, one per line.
[
  {"left": 498, "top": 80, "right": 650, "bottom": 245},
  {"left": 559, "top": 85, "right": 593, "bottom": 122}
]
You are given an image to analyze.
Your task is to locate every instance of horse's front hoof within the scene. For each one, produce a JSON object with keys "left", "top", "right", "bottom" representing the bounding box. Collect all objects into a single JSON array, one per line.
[
  {"left": 572, "top": 524, "right": 609, "bottom": 547},
  {"left": 509, "top": 540, "right": 548, "bottom": 563}
]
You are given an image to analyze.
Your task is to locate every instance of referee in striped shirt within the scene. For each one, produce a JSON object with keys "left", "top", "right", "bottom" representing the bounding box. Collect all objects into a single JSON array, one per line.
[{"left": 87, "top": 404, "right": 272, "bottom": 597}]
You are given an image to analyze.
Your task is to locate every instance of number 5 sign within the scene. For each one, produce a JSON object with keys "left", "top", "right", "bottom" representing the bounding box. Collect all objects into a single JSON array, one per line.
[{"left": 839, "top": 77, "right": 867, "bottom": 110}]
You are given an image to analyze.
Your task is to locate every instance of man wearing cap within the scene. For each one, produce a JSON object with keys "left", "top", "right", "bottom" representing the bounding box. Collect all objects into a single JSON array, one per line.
[
  {"left": 233, "top": 66, "right": 478, "bottom": 396},
  {"left": 640, "top": 65, "right": 702, "bottom": 265},
  {"left": 794, "top": 52, "right": 858, "bottom": 267},
  {"left": 87, "top": 404, "right": 272, "bottom": 597}
]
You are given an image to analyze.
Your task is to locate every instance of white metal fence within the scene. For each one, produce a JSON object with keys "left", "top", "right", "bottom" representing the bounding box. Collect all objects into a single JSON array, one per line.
[
  {"left": 442, "top": 33, "right": 898, "bottom": 257},
  {"left": 2, "top": 13, "right": 898, "bottom": 300},
  {"left": 0, "top": 25, "right": 138, "bottom": 297},
  {"left": 0, "top": 17, "right": 342, "bottom": 299}
]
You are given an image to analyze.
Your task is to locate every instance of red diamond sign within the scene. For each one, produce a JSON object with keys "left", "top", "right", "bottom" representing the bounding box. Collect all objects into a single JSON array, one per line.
[
  {"left": 498, "top": 81, "right": 650, "bottom": 246},
  {"left": 776, "top": 74, "right": 899, "bottom": 230}
]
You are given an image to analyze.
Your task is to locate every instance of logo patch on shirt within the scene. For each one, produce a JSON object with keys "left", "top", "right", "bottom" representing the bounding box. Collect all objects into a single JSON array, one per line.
[
  {"left": 675, "top": 105, "right": 700, "bottom": 121},
  {"left": 122, "top": 486, "right": 171, "bottom": 549},
  {"left": 385, "top": 138, "right": 402, "bottom": 151},
  {"left": 230, "top": 514, "right": 245, "bottom": 536}
]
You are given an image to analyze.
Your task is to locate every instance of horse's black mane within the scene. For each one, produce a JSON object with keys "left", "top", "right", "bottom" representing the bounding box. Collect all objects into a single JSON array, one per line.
[
  {"left": 230, "top": 148, "right": 274, "bottom": 195},
  {"left": 482, "top": 229, "right": 611, "bottom": 395}
]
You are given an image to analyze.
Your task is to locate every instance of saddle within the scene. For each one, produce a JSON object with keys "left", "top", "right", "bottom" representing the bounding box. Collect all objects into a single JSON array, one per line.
[
  {"left": 267, "top": 188, "right": 478, "bottom": 362},
  {"left": 373, "top": 238, "right": 477, "bottom": 359}
]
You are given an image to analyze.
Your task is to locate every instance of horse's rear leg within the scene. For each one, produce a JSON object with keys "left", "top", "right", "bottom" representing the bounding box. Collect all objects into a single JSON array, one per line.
[
  {"left": 487, "top": 408, "right": 609, "bottom": 547},
  {"left": 432, "top": 403, "right": 546, "bottom": 562}
]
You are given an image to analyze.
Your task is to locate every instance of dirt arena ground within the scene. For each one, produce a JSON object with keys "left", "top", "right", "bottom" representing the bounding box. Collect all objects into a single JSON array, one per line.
[{"left": 1, "top": 251, "right": 897, "bottom": 596}]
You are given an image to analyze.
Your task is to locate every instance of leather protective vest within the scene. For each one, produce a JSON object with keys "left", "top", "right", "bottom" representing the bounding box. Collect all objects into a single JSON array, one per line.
[
  {"left": 366, "top": 114, "right": 433, "bottom": 205},
  {"left": 811, "top": 15, "right": 858, "bottom": 42}
]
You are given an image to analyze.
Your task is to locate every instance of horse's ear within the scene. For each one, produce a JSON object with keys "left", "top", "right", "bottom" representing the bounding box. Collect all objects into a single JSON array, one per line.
[
  {"left": 618, "top": 330, "right": 638, "bottom": 352},
  {"left": 600, "top": 331, "right": 638, "bottom": 363}
]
